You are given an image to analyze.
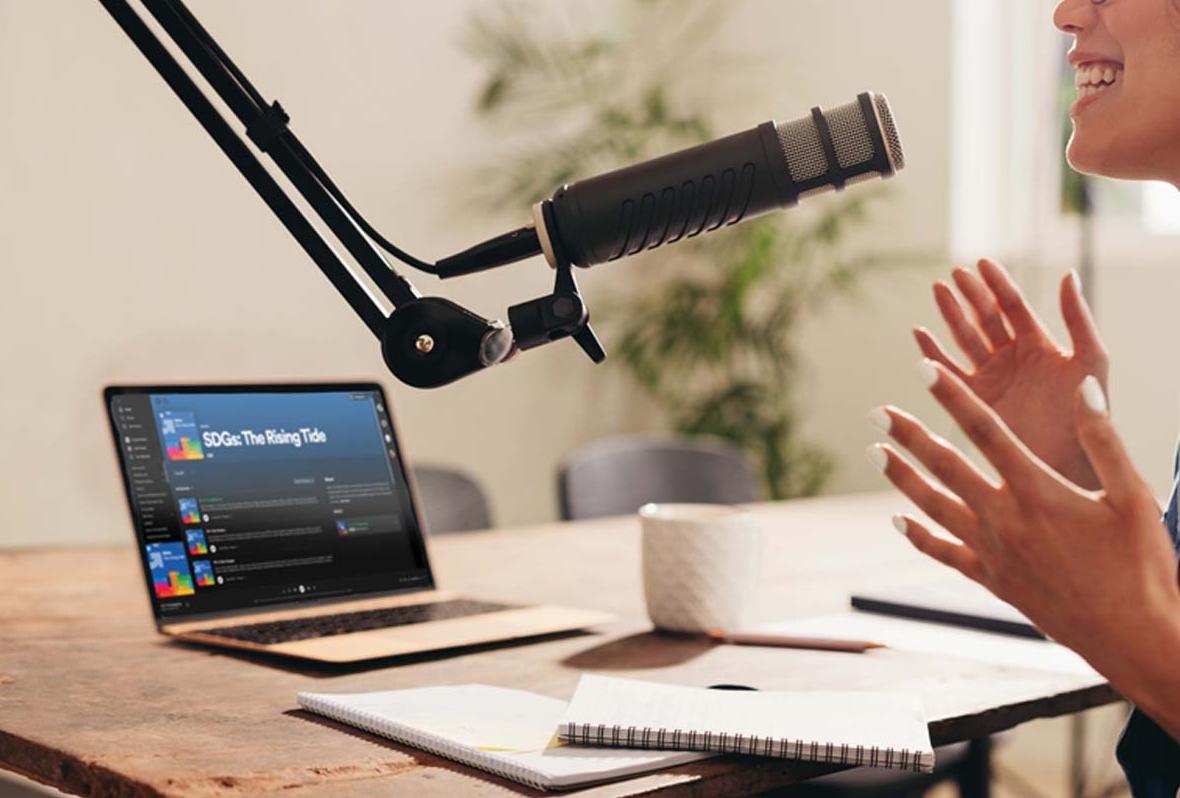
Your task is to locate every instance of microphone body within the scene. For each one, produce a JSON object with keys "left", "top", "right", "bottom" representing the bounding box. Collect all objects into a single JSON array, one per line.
[
  {"left": 541, "top": 122, "right": 790, "bottom": 269},
  {"left": 436, "top": 92, "right": 904, "bottom": 277}
]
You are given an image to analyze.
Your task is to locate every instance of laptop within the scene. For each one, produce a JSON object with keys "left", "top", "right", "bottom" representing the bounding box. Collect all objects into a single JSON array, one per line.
[{"left": 105, "top": 382, "right": 610, "bottom": 663}]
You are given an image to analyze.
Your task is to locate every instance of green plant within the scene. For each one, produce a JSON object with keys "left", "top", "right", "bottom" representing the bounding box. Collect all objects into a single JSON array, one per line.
[{"left": 465, "top": 0, "right": 892, "bottom": 499}]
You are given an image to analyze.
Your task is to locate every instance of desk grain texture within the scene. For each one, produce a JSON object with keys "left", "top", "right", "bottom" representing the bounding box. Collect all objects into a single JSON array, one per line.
[{"left": 0, "top": 493, "right": 1117, "bottom": 797}]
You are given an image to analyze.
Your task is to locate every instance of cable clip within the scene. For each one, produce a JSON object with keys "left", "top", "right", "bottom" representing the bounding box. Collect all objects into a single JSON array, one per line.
[{"left": 246, "top": 101, "right": 290, "bottom": 153}]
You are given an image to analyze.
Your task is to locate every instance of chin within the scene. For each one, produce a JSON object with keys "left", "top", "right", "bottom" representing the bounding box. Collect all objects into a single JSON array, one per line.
[
  {"left": 1065, "top": 134, "right": 1110, "bottom": 178},
  {"left": 1067, "top": 131, "right": 1149, "bottom": 181},
  {"left": 1067, "top": 117, "right": 1180, "bottom": 183}
]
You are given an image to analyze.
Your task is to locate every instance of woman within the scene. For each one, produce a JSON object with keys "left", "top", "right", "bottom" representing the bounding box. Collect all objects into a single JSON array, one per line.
[{"left": 868, "top": 0, "right": 1180, "bottom": 794}]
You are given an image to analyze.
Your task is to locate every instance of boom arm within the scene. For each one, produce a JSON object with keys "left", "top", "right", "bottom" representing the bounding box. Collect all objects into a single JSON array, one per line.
[{"left": 96, "top": 0, "right": 604, "bottom": 388}]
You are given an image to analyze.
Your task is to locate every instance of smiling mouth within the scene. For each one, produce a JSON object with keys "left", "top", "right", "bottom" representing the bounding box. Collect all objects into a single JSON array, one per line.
[{"left": 1074, "top": 61, "right": 1123, "bottom": 100}]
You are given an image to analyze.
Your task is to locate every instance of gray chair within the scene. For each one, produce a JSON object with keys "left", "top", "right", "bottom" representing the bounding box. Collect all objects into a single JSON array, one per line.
[
  {"left": 557, "top": 436, "right": 990, "bottom": 797},
  {"left": 558, "top": 436, "right": 762, "bottom": 520},
  {"left": 412, "top": 465, "right": 492, "bottom": 534}
]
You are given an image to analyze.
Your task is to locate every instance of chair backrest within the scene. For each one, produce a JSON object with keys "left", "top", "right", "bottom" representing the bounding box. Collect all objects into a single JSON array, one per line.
[
  {"left": 557, "top": 436, "right": 761, "bottom": 521},
  {"left": 412, "top": 465, "right": 493, "bottom": 534}
]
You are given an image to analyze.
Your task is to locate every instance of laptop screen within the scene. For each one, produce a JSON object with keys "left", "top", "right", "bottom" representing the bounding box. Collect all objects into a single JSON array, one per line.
[{"left": 105, "top": 384, "right": 433, "bottom": 620}]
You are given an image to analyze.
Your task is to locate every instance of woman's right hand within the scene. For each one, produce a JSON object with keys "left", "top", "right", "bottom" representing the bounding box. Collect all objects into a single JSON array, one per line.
[{"left": 913, "top": 259, "right": 1109, "bottom": 489}]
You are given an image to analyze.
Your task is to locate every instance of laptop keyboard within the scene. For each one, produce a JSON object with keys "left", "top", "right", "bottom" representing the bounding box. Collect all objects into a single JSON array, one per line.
[{"left": 202, "top": 598, "right": 516, "bottom": 645}]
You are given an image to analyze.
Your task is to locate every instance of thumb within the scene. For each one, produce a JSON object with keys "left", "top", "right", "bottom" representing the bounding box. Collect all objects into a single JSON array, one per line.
[{"left": 1074, "top": 376, "right": 1141, "bottom": 503}]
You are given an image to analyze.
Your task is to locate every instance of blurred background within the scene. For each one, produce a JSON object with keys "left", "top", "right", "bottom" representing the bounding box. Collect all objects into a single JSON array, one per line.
[{"left": 3, "top": 0, "right": 1177, "bottom": 795}]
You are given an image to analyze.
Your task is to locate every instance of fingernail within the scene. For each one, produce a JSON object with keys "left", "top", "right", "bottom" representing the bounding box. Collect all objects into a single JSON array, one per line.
[
  {"left": 866, "top": 444, "right": 889, "bottom": 473},
  {"left": 1081, "top": 375, "right": 1107, "bottom": 415},
  {"left": 892, "top": 514, "right": 909, "bottom": 535},
  {"left": 1070, "top": 270, "right": 1082, "bottom": 293},
  {"left": 917, "top": 359, "right": 939, "bottom": 388},
  {"left": 868, "top": 407, "right": 892, "bottom": 434}
]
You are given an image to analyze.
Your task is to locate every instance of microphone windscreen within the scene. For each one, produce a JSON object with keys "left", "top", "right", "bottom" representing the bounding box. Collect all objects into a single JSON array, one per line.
[{"left": 775, "top": 92, "right": 904, "bottom": 200}]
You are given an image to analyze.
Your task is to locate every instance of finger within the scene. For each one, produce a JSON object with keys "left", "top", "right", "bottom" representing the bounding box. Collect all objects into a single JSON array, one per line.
[
  {"left": 1074, "top": 376, "right": 1146, "bottom": 506},
  {"left": 951, "top": 267, "right": 1012, "bottom": 348},
  {"left": 913, "top": 327, "right": 969, "bottom": 382},
  {"left": 892, "top": 514, "right": 985, "bottom": 582},
  {"left": 867, "top": 443, "right": 985, "bottom": 548},
  {"left": 1060, "top": 271, "right": 1107, "bottom": 365},
  {"left": 976, "top": 258, "right": 1050, "bottom": 341},
  {"left": 871, "top": 405, "right": 998, "bottom": 509},
  {"left": 918, "top": 358, "right": 1040, "bottom": 488},
  {"left": 933, "top": 281, "right": 991, "bottom": 366}
]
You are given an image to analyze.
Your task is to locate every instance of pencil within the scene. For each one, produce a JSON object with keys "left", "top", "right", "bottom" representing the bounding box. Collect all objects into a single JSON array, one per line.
[{"left": 708, "top": 630, "right": 887, "bottom": 653}]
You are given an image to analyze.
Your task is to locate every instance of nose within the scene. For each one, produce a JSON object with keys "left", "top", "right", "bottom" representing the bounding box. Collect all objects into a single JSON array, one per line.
[{"left": 1053, "top": 0, "right": 1096, "bottom": 35}]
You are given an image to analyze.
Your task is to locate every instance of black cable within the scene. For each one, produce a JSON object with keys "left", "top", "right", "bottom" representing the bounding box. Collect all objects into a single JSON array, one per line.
[
  {"left": 169, "top": 0, "right": 266, "bottom": 110},
  {"left": 283, "top": 136, "right": 440, "bottom": 274},
  {"left": 164, "top": 0, "right": 441, "bottom": 275}
]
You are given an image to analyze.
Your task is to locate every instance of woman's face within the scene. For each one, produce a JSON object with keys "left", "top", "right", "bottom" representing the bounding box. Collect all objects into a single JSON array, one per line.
[{"left": 1054, "top": 0, "right": 1180, "bottom": 185}]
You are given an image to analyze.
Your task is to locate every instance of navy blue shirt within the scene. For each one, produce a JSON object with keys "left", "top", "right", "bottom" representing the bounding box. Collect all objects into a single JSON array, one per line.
[{"left": 1116, "top": 449, "right": 1180, "bottom": 797}]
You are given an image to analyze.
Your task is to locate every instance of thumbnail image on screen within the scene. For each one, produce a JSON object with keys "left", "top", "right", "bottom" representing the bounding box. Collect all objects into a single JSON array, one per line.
[
  {"left": 147, "top": 542, "right": 195, "bottom": 598},
  {"left": 178, "top": 498, "right": 201, "bottom": 525},
  {"left": 160, "top": 410, "right": 205, "bottom": 461},
  {"left": 186, "top": 529, "right": 208, "bottom": 556},
  {"left": 193, "top": 559, "right": 217, "bottom": 587}
]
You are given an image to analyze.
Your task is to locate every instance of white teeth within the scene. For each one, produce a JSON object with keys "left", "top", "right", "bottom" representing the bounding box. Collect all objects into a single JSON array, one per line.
[{"left": 1074, "top": 63, "right": 1122, "bottom": 101}]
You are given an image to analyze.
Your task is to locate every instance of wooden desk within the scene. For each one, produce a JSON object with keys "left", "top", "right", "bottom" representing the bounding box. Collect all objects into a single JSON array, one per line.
[{"left": 0, "top": 492, "right": 1116, "bottom": 797}]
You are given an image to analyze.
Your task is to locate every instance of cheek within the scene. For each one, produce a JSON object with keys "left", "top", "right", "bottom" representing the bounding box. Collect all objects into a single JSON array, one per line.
[
  {"left": 1068, "top": 51, "right": 1180, "bottom": 179},
  {"left": 1113, "top": 61, "right": 1180, "bottom": 161}
]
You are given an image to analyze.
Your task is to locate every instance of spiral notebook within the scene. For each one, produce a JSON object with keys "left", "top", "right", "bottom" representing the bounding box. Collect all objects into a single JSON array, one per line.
[
  {"left": 296, "top": 685, "right": 710, "bottom": 791},
  {"left": 558, "top": 675, "right": 935, "bottom": 773}
]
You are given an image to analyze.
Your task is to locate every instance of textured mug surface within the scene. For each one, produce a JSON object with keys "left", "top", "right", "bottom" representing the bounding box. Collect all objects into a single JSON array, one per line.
[{"left": 639, "top": 503, "right": 760, "bottom": 634}]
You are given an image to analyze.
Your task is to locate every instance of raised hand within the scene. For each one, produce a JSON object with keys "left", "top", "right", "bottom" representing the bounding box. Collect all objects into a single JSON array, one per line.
[
  {"left": 914, "top": 259, "right": 1108, "bottom": 489},
  {"left": 869, "top": 364, "right": 1180, "bottom": 741}
]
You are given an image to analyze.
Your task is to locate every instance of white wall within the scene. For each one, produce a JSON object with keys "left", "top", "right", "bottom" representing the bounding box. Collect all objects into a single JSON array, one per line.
[{"left": 0, "top": 0, "right": 957, "bottom": 546}]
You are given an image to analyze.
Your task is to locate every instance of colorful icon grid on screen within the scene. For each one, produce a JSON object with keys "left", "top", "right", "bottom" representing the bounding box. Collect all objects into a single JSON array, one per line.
[
  {"left": 158, "top": 410, "right": 205, "bottom": 461},
  {"left": 193, "top": 559, "right": 216, "bottom": 587},
  {"left": 146, "top": 542, "right": 194, "bottom": 597},
  {"left": 178, "top": 498, "right": 201, "bottom": 525},
  {"left": 185, "top": 529, "right": 208, "bottom": 556}
]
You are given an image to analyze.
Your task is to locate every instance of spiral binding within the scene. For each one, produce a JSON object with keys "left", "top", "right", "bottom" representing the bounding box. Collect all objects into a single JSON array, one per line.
[{"left": 559, "top": 723, "right": 931, "bottom": 773}]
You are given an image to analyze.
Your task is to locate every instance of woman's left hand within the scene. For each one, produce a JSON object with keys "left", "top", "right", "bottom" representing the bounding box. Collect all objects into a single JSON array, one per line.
[{"left": 870, "top": 360, "right": 1180, "bottom": 677}]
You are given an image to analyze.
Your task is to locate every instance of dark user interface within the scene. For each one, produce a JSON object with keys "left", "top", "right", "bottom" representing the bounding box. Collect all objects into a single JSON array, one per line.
[{"left": 109, "top": 389, "right": 429, "bottom": 618}]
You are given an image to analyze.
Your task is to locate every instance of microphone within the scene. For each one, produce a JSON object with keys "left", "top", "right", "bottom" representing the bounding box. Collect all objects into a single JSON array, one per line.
[{"left": 438, "top": 91, "right": 903, "bottom": 277}]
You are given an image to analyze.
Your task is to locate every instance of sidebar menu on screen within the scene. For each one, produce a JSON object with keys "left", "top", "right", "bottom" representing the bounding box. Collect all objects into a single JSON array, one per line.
[{"left": 110, "top": 395, "right": 179, "bottom": 546}]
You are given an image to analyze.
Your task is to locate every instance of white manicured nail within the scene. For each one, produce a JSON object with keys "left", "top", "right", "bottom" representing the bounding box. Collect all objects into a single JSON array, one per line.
[
  {"left": 866, "top": 444, "right": 889, "bottom": 473},
  {"left": 868, "top": 407, "right": 892, "bottom": 434},
  {"left": 1081, "top": 375, "right": 1107, "bottom": 415},
  {"left": 917, "top": 359, "right": 939, "bottom": 388},
  {"left": 892, "top": 514, "right": 908, "bottom": 535},
  {"left": 1070, "top": 270, "right": 1082, "bottom": 293}
]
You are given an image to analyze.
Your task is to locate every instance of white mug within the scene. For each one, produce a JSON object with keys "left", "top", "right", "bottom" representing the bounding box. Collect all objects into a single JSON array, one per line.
[{"left": 639, "top": 503, "right": 761, "bottom": 634}]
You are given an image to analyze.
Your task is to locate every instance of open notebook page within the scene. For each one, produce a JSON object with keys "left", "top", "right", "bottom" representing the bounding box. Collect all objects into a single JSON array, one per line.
[{"left": 298, "top": 685, "right": 709, "bottom": 791}]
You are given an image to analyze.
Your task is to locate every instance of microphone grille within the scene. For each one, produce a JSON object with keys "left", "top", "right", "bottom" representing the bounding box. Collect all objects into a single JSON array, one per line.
[
  {"left": 776, "top": 116, "right": 827, "bottom": 184},
  {"left": 774, "top": 92, "right": 904, "bottom": 196},
  {"left": 873, "top": 93, "right": 905, "bottom": 171}
]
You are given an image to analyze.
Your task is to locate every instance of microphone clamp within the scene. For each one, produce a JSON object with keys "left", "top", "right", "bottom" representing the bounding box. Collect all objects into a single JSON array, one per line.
[
  {"left": 381, "top": 201, "right": 603, "bottom": 388},
  {"left": 507, "top": 200, "right": 606, "bottom": 363}
]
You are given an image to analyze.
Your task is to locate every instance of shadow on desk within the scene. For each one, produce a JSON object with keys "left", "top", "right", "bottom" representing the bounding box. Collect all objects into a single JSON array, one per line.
[
  {"left": 165, "top": 628, "right": 599, "bottom": 677},
  {"left": 561, "top": 631, "right": 715, "bottom": 671}
]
